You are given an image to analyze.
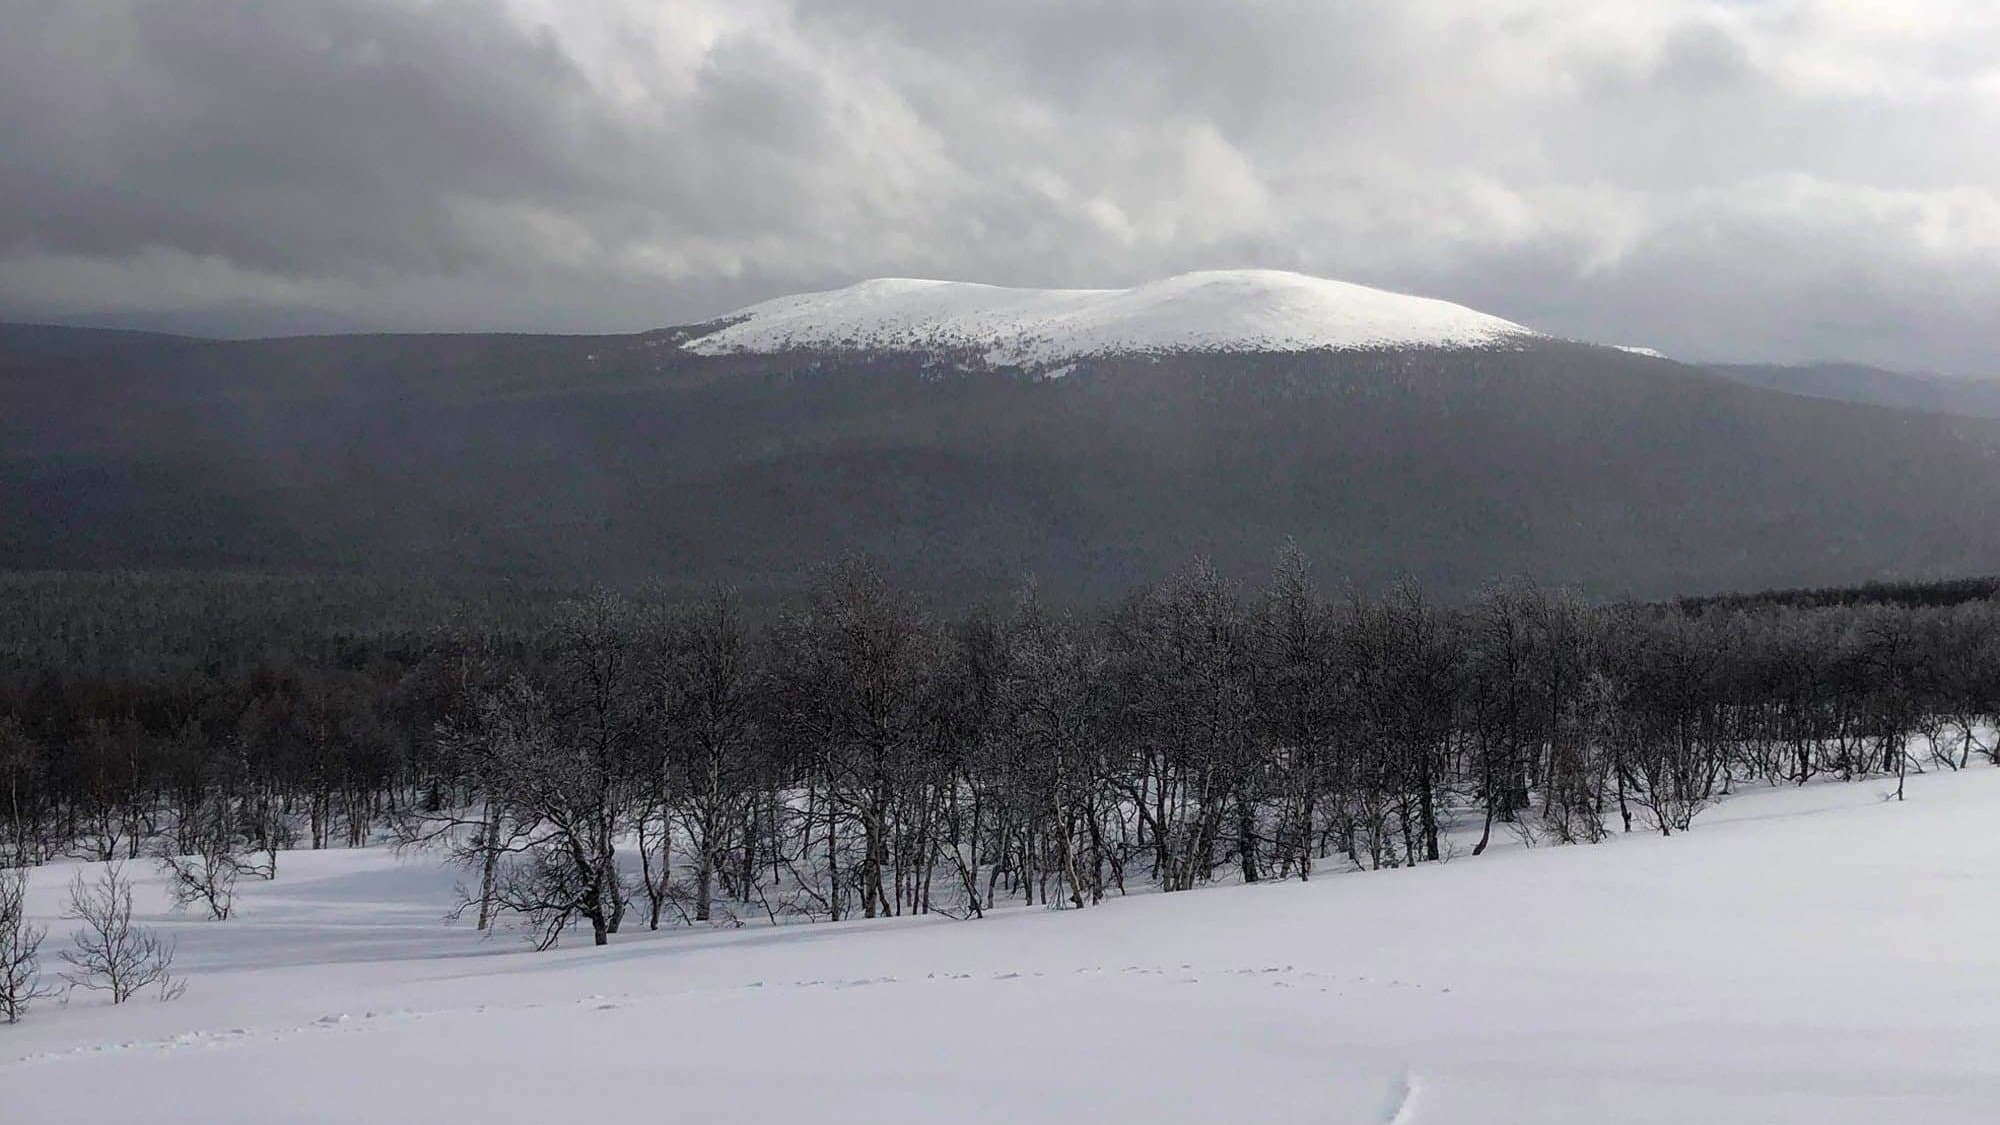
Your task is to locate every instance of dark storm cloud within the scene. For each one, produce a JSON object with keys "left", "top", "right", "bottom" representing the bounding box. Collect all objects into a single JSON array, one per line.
[
  {"left": 2, "top": 1, "right": 1998, "bottom": 371},
  {"left": 1, "top": 4, "right": 593, "bottom": 270}
]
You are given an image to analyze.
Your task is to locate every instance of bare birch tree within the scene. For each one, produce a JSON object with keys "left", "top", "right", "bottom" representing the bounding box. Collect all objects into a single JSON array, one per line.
[
  {"left": 60, "top": 864, "right": 182, "bottom": 1003},
  {"left": 1, "top": 865, "right": 57, "bottom": 1021}
]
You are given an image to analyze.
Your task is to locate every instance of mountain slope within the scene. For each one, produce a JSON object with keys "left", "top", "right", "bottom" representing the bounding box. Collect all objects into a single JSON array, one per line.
[
  {"left": 6, "top": 280, "right": 2000, "bottom": 599},
  {"left": 683, "top": 269, "right": 1538, "bottom": 368},
  {"left": 1706, "top": 361, "right": 2000, "bottom": 421}
]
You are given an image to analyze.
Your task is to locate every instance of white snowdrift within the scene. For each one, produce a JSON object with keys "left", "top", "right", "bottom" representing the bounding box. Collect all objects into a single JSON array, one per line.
[
  {"left": 682, "top": 269, "right": 1541, "bottom": 368},
  {"left": 8, "top": 769, "right": 2000, "bottom": 1123}
]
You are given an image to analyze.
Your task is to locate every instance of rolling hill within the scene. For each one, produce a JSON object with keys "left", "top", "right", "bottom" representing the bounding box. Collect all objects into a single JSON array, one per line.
[
  {"left": 7, "top": 271, "right": 2000, "bottom": 600},
  {"left": 1705, "top": 361, "right": 2000, "bottom": 421}
]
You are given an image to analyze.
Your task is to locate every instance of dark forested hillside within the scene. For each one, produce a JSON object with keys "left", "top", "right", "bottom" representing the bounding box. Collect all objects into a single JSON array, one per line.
[
  {"left": 8, "top": 323, "right": 2000, "bottom": 600},
  {"left": 1705, "top": 361, "right": 2000, "bottom": 421}
]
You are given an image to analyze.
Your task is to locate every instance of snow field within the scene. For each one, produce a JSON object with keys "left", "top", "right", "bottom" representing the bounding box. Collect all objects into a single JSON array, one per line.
[{"left": 6, "top": 766, "right": 2000, "bottom": 1123}]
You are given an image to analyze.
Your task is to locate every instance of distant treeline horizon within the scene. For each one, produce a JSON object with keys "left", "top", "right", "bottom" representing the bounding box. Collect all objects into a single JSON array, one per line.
[
  {"left": 1677, "top": 574, "right": 2000, "bottom": 613},
  {"left": 5, "top": 561, "right": 1998, "bottom": 631}
]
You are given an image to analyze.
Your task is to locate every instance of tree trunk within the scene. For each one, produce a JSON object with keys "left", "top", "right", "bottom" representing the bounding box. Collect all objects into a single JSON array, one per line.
[{"left": 476, "top": 806, "right": 500, "bottom": 931}]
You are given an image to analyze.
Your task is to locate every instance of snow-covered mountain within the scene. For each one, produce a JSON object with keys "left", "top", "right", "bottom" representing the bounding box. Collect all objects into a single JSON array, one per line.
[
  {"left": 682, "top": 269, "right": 1540, "bottom": 369},
  {"left": 14, "top": 316, "right": 2000, "bottom": 600}
]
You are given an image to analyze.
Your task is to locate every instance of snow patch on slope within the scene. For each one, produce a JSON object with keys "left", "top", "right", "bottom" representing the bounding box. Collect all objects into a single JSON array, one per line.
[{"left": 682, "top": 270, "right": 1540, "bottom": 369}]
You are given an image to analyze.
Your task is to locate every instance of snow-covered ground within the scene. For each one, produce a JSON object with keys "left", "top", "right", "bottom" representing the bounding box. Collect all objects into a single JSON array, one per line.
[
  {"left": 682, "top": 269, "right": 1540, "bottom": 368},
  {"left": 8, "top": 768, "right": 2000, "bottom": 1123}
]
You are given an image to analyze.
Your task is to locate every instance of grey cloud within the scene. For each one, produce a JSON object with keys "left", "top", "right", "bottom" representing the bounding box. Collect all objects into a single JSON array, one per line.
[{"left": 1, "top": 1, "right": 1998, "bottom": 372}]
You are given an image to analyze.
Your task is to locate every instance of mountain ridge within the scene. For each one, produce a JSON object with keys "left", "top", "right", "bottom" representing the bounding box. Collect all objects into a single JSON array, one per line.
[{"left": 1704, "top": 361, "right": 2000, "bottom": 421}]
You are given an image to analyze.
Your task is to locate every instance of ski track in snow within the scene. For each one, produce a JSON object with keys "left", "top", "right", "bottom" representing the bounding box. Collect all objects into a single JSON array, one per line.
[
  {"left": 1384, "top": 1071, "right": 1423, "bottom": 1125},
  {"left": 5, "top": 961, "right": 1455, "bottom": 1069}
]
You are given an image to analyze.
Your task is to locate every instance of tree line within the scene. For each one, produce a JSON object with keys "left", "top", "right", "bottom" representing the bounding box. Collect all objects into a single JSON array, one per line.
[{"left": 2, "top": 556, "right": 1996, "bottom": 956}]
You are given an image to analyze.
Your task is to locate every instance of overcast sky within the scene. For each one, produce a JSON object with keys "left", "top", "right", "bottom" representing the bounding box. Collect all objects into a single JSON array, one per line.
[{"left": 4, "top": 1, "right": 1998, "bottom": 371}]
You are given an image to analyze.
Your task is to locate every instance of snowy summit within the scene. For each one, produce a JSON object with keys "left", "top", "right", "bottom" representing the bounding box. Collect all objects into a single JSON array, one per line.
[{"left": 681, "top": 269, "right": 1541, "bottom": 368}]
